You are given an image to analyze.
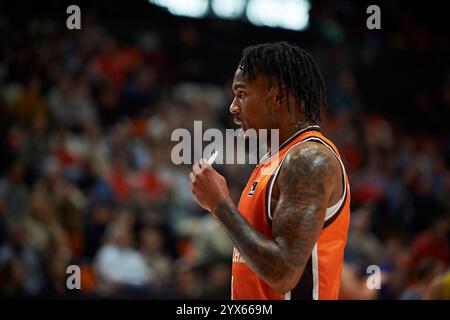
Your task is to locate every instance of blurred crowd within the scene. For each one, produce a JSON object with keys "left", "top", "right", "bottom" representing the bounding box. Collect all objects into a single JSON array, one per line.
[{"left": 0, "top": 1, "right": 449, "bottom": 299}]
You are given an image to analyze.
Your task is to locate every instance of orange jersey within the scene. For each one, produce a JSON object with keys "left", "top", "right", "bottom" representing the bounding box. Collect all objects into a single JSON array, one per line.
[{"left": 231, "top": 125, "right": 351, "bottom": 300}]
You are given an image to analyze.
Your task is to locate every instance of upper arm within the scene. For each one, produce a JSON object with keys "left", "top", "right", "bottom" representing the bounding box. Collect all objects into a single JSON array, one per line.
[{"left": 271, "top": 142, "right": 338, "bottom": 281}]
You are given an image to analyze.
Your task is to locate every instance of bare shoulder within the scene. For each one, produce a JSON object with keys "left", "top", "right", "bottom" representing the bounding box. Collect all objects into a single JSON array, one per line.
[{"left": 277, "top": 140, "right": 341, "bottom": 203}]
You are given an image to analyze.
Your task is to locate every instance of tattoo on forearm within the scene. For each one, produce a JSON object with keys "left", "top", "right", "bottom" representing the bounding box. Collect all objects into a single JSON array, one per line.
[{"left": 215, "top": 200, "right": 289, "bottom": 281}]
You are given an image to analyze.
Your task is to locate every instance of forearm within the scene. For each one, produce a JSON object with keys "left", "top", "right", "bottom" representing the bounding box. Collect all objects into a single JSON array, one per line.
[{"left": 213, "top": 200, "right": 298, "bottom": 292}]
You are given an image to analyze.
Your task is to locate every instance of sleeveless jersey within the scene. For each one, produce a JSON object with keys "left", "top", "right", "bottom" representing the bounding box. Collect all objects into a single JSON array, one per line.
[{"left": 231, "top": 125, "right": 351, "bottom": 300}]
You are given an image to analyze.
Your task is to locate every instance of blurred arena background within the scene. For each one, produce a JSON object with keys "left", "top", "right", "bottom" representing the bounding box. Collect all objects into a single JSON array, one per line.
[{"left": 0, "top": 0, "right": 449, "bottom": 299}]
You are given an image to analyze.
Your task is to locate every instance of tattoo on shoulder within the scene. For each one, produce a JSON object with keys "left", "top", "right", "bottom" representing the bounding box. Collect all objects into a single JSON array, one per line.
[{"left": 279, "top": 144, "right": 336, "bottom": 202}]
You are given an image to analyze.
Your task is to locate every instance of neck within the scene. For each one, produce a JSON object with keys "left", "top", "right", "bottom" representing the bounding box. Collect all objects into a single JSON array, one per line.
[
  {"left": 258, "top": 122, "right": 318, "bottom": 164},
  {"left": 268, "top": 121, "right": 317, "bottom": 150},
  {"left": 282, "top": 122, "right": 314, "bottom": 145}
]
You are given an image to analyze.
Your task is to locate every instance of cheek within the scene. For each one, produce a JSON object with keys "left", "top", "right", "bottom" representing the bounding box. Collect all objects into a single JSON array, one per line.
[
  {"left": 242, "top": 97, "right": 260, "bottom": 115},
  {"left": 241, "top": 101, "right": 259, "bottom": 124},
  {"left": 241, "top": 94, "right": 271, "bottom": 123},
  {"left": 239, "top": 99, "right": 252, "bottom": 117}
]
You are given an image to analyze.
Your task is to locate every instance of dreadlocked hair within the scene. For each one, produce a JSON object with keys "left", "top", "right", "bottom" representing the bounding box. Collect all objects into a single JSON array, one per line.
[{"left": 238, "top": 41, "right": 327, "bottom": 124}]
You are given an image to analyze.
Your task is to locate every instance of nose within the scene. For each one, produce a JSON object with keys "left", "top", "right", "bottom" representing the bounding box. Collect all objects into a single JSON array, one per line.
[{"left": 229, "top": 97, "right": 240, "bottom": 115}]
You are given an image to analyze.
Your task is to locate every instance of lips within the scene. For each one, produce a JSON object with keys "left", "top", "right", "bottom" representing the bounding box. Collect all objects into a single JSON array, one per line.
[{"left": 233, "top": 117, "right": 244, "bottom": 126}]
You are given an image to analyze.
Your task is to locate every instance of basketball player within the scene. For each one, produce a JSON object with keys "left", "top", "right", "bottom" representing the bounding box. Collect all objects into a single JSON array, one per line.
[{"left": 189, "top": 42, "right": 350, "bottom": 300}]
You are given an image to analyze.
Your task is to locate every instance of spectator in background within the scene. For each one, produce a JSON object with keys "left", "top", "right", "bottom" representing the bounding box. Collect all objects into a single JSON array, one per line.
[
  {"left": 47, "top": 74, "right": 75, "bottom": 128},
  {"left": 11, "top": 75, "right": 47, "bottom": 127},
  {"left": 0, "top": 161, "right": 29, "bottom": 227},
  {"left": 329, "top": 69, "right": 362, "bottom": 114},
  {"left": 0, "top": 257, "right": 26, "bottom": 296},
  {"left": 48, "top": 74, "right": 97, "bottom": 130},
  {"left": 79, "top": 158, "right": 114, "bottom": 205},
  {"left": 94, "top": 215, "right": 153, "bottom": 297},
  {"left": 377, "top": 238, "right": 410, "bottom": 299},
  {"left": 29, "top": 158, "right": 87, "bottom": 256},
  {"left": 139, "top": 227, "right": 172, "bottom": 290},
  {"left": 18, "top": 115, "right": 50, "bottom": 178},
  {"left": 96, "top": 81, "right": 123, "bottom": 128},
  {"left": 345, "top": 205, "right": 383, "bottom": 266},
  {"left": 424, "top": 269, "right": 450, "bottom": 300},
  {"left": 77, "top": 122, "right": 110, "bottom": 178},
  {"left": 194, "top": 215, "right": 233, "bottom": 267},
  {"left": 400, "top": 259, "right": 444, "bottom": 300},
  {"left": 41, "top": 252, "right": 71, "bottom": 297},
  {"left": 409, "top": 214, "right": 450, "bottom": 274},
  {"left": 84, "top": 202, "right": 114, "bottom": 259},
  {"left": 121, "top": 65, "right": 158, "bottom": 118},
  {"left": 201, "top": 263, "right": 230, "bottom": 299},
  {"left": 107, "top": 151, "right": 133, "bottom": 202},
  {"left": 23, "top": 192, "right": 59, "bottom": 255},
  {"left": 0, "top": 224, "right": 44, "bottom": 295},
  {"left": 173, "top": 263, "right": 204, "bottom": 299}
]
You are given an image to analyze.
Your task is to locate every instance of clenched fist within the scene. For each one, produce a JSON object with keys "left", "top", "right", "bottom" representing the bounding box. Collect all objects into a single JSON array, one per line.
[{"left": 189, "top": 158, "right": 232, "bottom": 214}]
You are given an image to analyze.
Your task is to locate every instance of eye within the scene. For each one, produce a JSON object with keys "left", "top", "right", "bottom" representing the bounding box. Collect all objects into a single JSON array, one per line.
[{"left": 237, "top": 90, "right": 246, "bottom": 99}]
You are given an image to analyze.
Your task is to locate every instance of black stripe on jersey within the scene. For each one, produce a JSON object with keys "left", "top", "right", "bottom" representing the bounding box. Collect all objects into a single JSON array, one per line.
[{"left": 291, "top": 257, "right": 313, "bottom": 300}]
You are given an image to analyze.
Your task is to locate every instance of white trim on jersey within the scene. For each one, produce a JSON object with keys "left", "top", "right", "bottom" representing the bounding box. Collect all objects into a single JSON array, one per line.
[
  {"left": 231, "top": 276, "right": 234, "bottom": 300},
  {"left": 267, "top": 163, "right": 283, "bottom": 220},
  {"left": 312, "top": 243, "right": 319, "bottom": 300},
  {"left": 305, "top": 137, "right": 348, "bottom": 222}
]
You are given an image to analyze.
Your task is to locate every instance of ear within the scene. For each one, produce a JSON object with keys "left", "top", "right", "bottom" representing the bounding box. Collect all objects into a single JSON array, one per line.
[{"left": 274, "top": 85, "right": 288, "bottom": 110}]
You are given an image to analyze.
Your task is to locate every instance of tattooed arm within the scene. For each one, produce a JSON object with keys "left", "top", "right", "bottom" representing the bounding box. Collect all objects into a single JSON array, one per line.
[{"left": 211, "top": 142, "right": 338, "bottom": 293}]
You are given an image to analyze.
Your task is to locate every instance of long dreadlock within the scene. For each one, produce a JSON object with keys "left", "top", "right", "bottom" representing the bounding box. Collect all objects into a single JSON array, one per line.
[{"left": 238, "top": 41, "right": 327, "bottom": 124}]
